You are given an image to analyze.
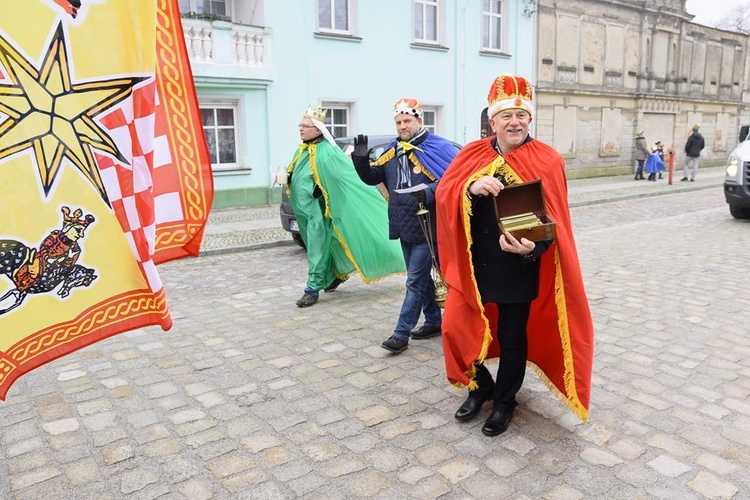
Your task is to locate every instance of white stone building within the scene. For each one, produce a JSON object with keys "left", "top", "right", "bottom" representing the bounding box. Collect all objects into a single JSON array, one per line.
[{"left": 535, "top": 0, "right": 750, "bottom": 176}]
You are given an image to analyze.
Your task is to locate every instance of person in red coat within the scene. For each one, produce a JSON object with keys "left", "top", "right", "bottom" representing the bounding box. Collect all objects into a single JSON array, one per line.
[{"left": 435, "top": 74, "right": 594, "bottom": 436}]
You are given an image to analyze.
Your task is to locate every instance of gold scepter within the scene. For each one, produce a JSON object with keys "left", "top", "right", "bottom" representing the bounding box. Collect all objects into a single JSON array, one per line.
[{"left": 416, "top": 202, "right": 448, "bottom": 308}]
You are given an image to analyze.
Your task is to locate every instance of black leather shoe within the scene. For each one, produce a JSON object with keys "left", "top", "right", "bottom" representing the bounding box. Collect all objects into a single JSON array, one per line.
[
  {"left": 481, "top": 409, "right": 514, "bottom": 436},
  {"left": 381, "top": 335, "right": 408, "bottom": 354},
  {"left": 296, "top": 292, "right": 318, "bottom": 308},
  {"left": 411, "top": 324, "right": 441, "bottom": 340},
  {"left": 454, "top": 388, "right": 494, "bottom": 421},
  {"left": 680, "top": 177, "right": 688, "bottom": 181},
  {"left": 324, "top": 277, "right": 345, "bottom": 292}
]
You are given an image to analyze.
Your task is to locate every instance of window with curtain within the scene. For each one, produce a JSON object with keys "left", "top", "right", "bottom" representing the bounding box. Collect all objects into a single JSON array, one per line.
[
  {"left": 322, "top": 104, "right": 350, "bottom": 138},
  {"left": 482, "top": 0, "right": 504, "bottom": 51},
  {"left": 200, "top": 104, "right": 240, "bottom": 171},
  {"left": 318, "top": 0, "right": 350, "bottom": 32},
  {"left": 179, "top": 0, "right": 228, "bottom": 17},
  {"left": 421, "top": 108, "right": 437, "bottom": 134},
  {"left": 414, "top": 0, "right": 438, "bottom": 43}
]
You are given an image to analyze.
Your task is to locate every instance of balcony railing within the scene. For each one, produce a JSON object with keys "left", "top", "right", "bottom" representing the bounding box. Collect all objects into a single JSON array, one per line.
[
  {"left": 183, "top": 20, "right": 213, "bottom": 63},
  {"left": 232, "top": 26, "right": 266, "bottom": 66},
  {"left": 182, "top": 18, "right": 271, "bottom": 79}
]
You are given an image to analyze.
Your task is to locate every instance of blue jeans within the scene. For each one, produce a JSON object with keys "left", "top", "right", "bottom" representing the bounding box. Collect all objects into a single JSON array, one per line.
[
  {"left": 635, "top": 159, "right": 644, "bottom": 178},
  {"left": 393, "top": 241, "right": 442, "bottom": 339}
]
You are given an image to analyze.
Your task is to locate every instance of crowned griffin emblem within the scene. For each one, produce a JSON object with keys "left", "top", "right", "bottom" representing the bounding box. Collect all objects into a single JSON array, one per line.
[{"left": 0, "top": 206, "right": 97, "bottom": 315}]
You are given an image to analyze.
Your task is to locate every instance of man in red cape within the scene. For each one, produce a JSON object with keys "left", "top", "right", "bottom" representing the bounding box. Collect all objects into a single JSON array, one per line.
[{"left": 436, "top": 74, "right": 594, "bottom": 435}]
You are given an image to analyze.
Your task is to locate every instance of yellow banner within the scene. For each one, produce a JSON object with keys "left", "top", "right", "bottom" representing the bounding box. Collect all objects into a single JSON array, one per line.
[{"left": 0, "top": 0, "right": 211, "bottom": 399}]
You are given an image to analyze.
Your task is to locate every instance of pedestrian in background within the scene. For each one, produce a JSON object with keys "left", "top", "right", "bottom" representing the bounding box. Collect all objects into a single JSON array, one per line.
[
  {"left": 352, "top": 98, "right": 458, "bottom": 354},
  {"left": 634, "top": 131, "right": 649, "bottom": 180},
  {"left": 435, "top": 74, "right": 594, "bottom": 436},
  {"left": 285, "top": 106, "right": 405, "bottom": 308},
  {"left": 682, "top": 124, "right": 705, "bottom": 181},
  {"left": 655, "top": 141, "right": 665, "bottom": 179},
  {"left": 645, "top": 145, "right": 665, "bottom": 181}
]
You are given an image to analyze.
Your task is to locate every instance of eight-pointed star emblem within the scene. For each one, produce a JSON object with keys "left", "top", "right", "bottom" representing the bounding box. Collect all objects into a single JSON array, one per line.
[{"left": 0, "top": 23, "right": 146, "bottom": 206}]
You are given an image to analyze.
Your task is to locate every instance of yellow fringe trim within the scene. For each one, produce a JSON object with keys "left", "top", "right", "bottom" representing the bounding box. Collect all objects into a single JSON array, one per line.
[
  {"left": 309, "top": 144, "right": 404, "bottom": 285},
  {"left": 460, "top": 160, "right": 588, "bottom": 422},
  {"left": 488, "top": 155, "right": 522, "bottom": 182},
  {"left": 307, "top": 145, "right": 330, "bottom": 217},
  {"left": 371, "top": 147, "right": 395, "bottom": 166},
  {"left": 331, "top": 225, "right": 403, "bottom": 284},
  {"left": 367, "top": 145, "right": 436, "bottom": 181},
  {"left": 285, "top": 145, "right": 306, "bottom": 197},
  {"left": 551, "top": 246, "right": 588, "bottom": 422},
  {"left": 458, "top": 157, "right": 517, "bottom": 385},
  {"left": 516, "top": 247, "right": 589, "bottom": 423},
  {"left": 529, "top": 361, "right": 589, "bottom": 423},
  {"left": 473, "top": 156, "right": 521, "bottom": 366}
]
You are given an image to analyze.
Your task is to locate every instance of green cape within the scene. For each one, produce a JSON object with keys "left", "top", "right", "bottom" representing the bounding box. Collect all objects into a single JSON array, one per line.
[{"left": 287, "top": 140, "right": 405, "bottom": 289}]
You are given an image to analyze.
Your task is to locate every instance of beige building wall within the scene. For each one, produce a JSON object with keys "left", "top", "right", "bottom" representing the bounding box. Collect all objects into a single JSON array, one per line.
[{"left": 535, "top": 0, "right": 750, "bottom": 177}]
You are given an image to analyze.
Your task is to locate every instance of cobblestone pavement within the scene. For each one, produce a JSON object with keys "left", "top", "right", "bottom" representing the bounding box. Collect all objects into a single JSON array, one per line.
[{"left": 2, "top": 182, "right": 750, "bottom": 499}]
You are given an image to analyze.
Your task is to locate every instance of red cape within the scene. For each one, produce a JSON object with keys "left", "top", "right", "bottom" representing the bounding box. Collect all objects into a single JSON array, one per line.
[{"left": 436, "top": 137, "right": 594, "bottom": 422}]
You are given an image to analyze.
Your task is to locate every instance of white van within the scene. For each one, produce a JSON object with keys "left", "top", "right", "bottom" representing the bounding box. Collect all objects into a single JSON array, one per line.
[{"left": 724, "top": 127, "right": 750, "bottom": 219}]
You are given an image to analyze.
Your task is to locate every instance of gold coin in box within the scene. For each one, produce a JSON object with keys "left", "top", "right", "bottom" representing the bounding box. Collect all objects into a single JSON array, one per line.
[{"left": 493, "top": 179, "right": 556, "bottom": 242}]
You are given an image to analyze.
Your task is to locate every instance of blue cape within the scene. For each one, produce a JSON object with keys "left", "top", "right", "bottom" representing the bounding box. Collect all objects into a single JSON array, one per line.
[{"left": 382, "top": 132, "right": 458, "bottom": 180}]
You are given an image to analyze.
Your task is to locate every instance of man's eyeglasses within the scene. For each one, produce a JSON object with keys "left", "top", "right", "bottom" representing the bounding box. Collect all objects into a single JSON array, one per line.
[{"left": 298, "top": 124, "right": 316, "bottom": 129}]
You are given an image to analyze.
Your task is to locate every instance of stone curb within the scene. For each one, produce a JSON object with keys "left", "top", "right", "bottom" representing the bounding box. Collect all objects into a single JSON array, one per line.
[
  {"left": 199, "top": 238, "right": 295, "bottom": 257},
  {"left": 570, "top": 181, "right": 721, "bottom": 208}
]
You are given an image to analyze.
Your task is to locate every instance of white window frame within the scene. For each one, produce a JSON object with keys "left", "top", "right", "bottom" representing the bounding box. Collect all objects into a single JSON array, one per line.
[
  {"left": 413, "top": 0, "right": 441, "bottom": 45},
  {"left": 421, "top": 106, "right": 438, "bottom": 135},
  {"left": 317, "top": 0, "right": 354, "bottom": 35},
  {"left": 199, "top": 99, "right": 242, "bottom": 172},
  {"left": 179, "top": 0, "right": 231, "bottom": 20},
  {"left": 481, "top": 0, "right": 507, "bottom": 53},
  {"left": 321, "top": 102, "right": 352, "bottom": 138}
]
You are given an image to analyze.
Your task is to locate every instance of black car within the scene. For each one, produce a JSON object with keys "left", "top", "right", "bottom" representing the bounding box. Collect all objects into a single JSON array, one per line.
[{"left": 279, "top": 135, "right": 461, "bottom": 247}]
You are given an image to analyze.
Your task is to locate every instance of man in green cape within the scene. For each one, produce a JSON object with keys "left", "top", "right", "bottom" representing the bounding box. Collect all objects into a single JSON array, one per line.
[{"left": 285, "top": 106, "right": 405, "bottom": 307}]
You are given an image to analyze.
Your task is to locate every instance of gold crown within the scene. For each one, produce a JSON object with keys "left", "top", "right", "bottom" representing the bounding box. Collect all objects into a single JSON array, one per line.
[
  {"left": 61, "top": 206, "right": 95, "bottom": 230},
  {"left": 304, "top": 105, "right": 327, "bottom": 122}
]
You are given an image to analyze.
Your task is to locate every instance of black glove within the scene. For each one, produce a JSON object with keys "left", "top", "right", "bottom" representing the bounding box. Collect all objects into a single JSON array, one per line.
[
  {"left": 410, "top": 190, "right": 426, "bottom": 204},
  {"left": 352, "top": 134, "right": 370, "bottom": 158}
]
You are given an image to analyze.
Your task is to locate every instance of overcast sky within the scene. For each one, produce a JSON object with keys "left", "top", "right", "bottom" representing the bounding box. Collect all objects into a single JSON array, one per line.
[{"left": 685, "top": 0, "right": 745, "bottom": 26}]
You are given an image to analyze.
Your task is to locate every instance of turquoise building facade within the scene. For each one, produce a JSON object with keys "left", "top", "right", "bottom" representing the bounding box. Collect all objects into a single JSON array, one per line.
[{"left": 180, "top": 0, "right": 536, "bottom": 208}]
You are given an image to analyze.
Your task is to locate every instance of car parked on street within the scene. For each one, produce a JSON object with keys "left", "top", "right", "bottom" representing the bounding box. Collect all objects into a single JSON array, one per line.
[
  {"left": 279, "top": 135, "right": 411, "bottom": 247},
  {"left": 724, "top": 126, "right": 750, "bottom": 219}
]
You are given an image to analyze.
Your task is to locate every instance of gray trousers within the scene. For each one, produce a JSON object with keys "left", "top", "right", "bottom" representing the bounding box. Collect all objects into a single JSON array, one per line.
[{"left": 684, "top": 156, "right": 700, "bottom": 179}]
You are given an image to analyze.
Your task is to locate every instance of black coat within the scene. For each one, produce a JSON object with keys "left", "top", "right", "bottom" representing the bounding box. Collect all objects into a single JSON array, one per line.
[
  {"left": 353, "top": 132, "right": 440, "bottom": 244},
  {"left": 685, "top": 132, "right": 705, "bottom": 157},
  {"left": 469, "top": 194, "right": 552, "bottom": 303}
]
